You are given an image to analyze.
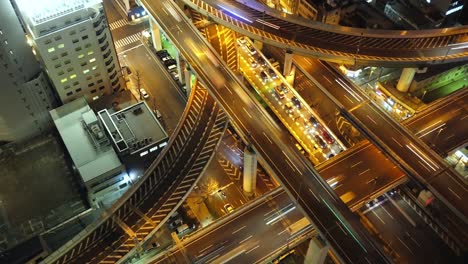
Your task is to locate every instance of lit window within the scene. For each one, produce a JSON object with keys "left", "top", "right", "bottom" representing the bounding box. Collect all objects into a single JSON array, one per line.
[
  {"left": 9, "top": 50, "right": 13, "bottom": 55},
  {"left": 60, "top": 78, "right": 68, "bottom": 83},
  {"left": 78, "top": 54, "right": 84, "bottom": 59},
  {"left": 83, "top": 69, "right": 89, "bottom": 74},
  {"left": 70, "top": 74, "right": 77, "bottom": 79},
  {"left": 4, "top": 40, "right": 8, "bottom": 45},
  {"left": 92, "top": 95, "right": 99, "bottom": 100},
  {"left": 58, "top": 43, "right": 65, "bottom": 49},
  {"left": 87, "top": 51, "right": 94, "bottom": 55},
  {"left": 89, "top": 58, "right": 96, "bottom": 63},
  {"left": 48, "top": 47, "right": 55, "bottom": 53},
  {"left": 92, "top": 66, "right": 97, "bottom": 70}
]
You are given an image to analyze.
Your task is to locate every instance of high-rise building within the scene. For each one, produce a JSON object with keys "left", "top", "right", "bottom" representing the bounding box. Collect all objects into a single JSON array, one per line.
[
  {"left": 0, "top": 0, "right": 57, "bottom": 143},
  {"left": 13, "top": 0, "right": 123, "bottom": 104}
]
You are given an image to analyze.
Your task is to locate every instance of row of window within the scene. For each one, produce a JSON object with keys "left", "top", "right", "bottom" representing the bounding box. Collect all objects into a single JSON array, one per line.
[{"left": 65, "top": 85, "right": 105, "bottom": 97}]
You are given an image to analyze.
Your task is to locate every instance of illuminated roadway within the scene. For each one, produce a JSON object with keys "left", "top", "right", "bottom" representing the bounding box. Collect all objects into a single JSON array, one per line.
[
  {"left": 182, "top": 0, "right": 468, "bottom": 66},
  {"left": 43, "top": 84, "right": 228, "bottom": 263},
  {"left": 292, "top": 57, "right": 468, "bottom": 222},
  {"left": 144, "top": 0, "right": 391, "bottom": 263}
]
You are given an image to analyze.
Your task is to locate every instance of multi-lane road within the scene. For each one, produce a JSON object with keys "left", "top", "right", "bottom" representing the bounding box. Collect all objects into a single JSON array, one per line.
[
  {"left": 151, "top": 190, "right": 312, "bottom": 264},
  {"left": 293, "top": 57, "right": 468, "bottom": 221},
  {"left": 143, "top": 0, "right": 391, "bottom": 262}
]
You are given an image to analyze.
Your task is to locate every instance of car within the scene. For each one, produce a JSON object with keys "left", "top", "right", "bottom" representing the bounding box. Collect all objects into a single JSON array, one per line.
[
  {"left": 260, "top": 71, "right": 269, "bottom": 83},
  {"left": 295, "top": 143, "right": 305, "bottom": 154},
  {"left": 274, "top": 86, "right": 285, "bottom": 99},
  {"left": 164, "top": 58, "right": 177, "bottom": 67},
  {"left": 122, "top": 66, "right": 132, "bottom": 75},
  {"left": 248, "top": 58, "right": 258, "bottom": 68},
  {"left": 268, "top": 68, "right": 278, "bottom": 79},
  {"left": 314, "top": 135, "right": 327, "bottom": 149},
  {"left": 140, "top": 88, "right": 149, "bottom": 99},
  {"left": 309, "top": 116, "right": 319, "bottom": 127},
  {"left": 248, "top": 45, "right": 257, "bottom": 55},
  {"left": 156, "top": 49, "right": 169, "bottom": 59},
  {"left": 320, "top": 129, "right": 334, "bottom": 144},
  {"left": 161, "top": 55, "right": 172, "bottom": 62},
  {"left": 256, "top": 56, "right": 267, "bottom": 67},
  {"left": 284, "top": 101, "right": 294, "bottom": 113},
  {"left": 169, "top": 218, "right": 183, "bottom": 229},
  {"left": 291, "top": 96, "right": 301, "bottom": 108},
  {"left": 224, "top": 203, "right": 234, "bottom": 213},
  {"left": 170, "top": 70, "right": 179, "bottom": 80},
  {"left": 218, "top": 189, "right": 226, "bottom": 198},
  {"left": 279, "top": 83, "right": 288, "bottom": 93},
  {"left": 237, "top": 37, "right": 247, "bottom": 45},
  {"left": 176, "top": 223, "right": 190, "bottom": 234}
]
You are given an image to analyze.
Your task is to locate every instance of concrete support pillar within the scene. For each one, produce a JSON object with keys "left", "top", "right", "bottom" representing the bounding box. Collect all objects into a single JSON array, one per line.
[
  {"left": 150, "top": 18, "right": 163, "bottom": 51},
  {"left": 184, "top": 68, "right": 192, "bottom": 96},
  {"left": 283, "top": 51, "right": 293, "bottom": 76},
  {"left": 304, "top": 236, "right": 329, "bottom": 264},
  {"left": 253, "top": 40, "right": 263, "bottom": 51},
  {"left": 243, "top": 146, "right": 257, "bottom": 195},
  {"left": 396, "top": 68, "right": 416, "bottom": 92}
]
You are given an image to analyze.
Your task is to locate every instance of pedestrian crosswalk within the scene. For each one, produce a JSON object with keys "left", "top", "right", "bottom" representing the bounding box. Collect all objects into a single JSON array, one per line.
[
  {"left": 109, "top": 19, "right": 129, "bottom": 30},
  {"left": 114, "top": 32, "right": 142, "bottom": 49}
]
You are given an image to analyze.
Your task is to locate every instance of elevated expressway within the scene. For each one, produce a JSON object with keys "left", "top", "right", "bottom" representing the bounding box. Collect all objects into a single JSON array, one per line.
[
  {"left": 292, "top": 57, "right": 468, "bottom": 223},
  {"left": 42, "top": 84, "right": 229, "bottom": 263},
  {"left": 181, "top": 0, "right": 468, "bottom": 67},
  {"left": 143, "top": 0, "right": 391, "bottom": 263}
]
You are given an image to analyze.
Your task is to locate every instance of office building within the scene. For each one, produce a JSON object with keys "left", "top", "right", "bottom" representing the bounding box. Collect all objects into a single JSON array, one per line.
[
  {"left": 0, "top": 0, "right": 57, "bottom": 143},
  {"left": 14, "top": 0, "right": 123, "bottom": 104}
]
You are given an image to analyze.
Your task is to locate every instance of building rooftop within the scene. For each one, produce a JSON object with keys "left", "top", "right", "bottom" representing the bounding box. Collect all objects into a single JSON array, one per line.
[
  {"left": 50, "top": 97, "right": 122, "bottom": 183},
  {"left": 98, "top": 101, "right": 168, "bottom": 155},
  {"left": 14, "top": 0, "right": 101, "bottom": 25}
]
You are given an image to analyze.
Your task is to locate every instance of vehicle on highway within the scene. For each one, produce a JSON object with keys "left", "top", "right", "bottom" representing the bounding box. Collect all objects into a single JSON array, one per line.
[
  {"left": 291, "top": 96, "right": 301, "bottom": 108},
  {"left": 256, "top": 56, "right": 267, "bottom": 67},
  {"left": 320, "top": 129, "right": 334, "bottom": 144},
  {"left": 218, "top": 189, "right": 227, "bottom": 198},
  {"left": 279, "top": 83, "right": 288, "bottom": 93},
  {"left": 224, "top": 203, "right": 234, "bottom": 213},
  {"left": 295, "top": 143, "right": 305, "bottom": 154},
  {"left": 248, "top": 45, "right": 257, "bottom": 55},
  {"left": 140, "top": 88, "right": 149, "bottom": 99},
  {"left": 285, "top": 101, "right": 294, "bottom": 114},
  {"left": 260, "top": 71, "right": 269, "bottom": 83},
  {"left": 237, "top": 37, "right": 246, "bottom": 45},
  {"left": 170, "top": 70, "right": 179, "bottom": 81},
  {"left": 268, "top": 68, "right": 278, "bottom": 79},
  {"left": 314, "top": 135, "right": 327, "bottom": 149},
  {"left": 122, "top": 66, "right": 132, "bottom": 76},
  {"left": 309, "top": 116, "right": 319, "bottom": 127},
  {"left": 164, "top": 59, "right": 177, "bottom": 71},
  {"left": 249, "top": 58, "right": 258, "bottom": 68},
  {"left": 156, "top": 49, "right": 170, "bottom": 59},
  {"left": 169, "top": 218, "right": 183, "bottom": 229},
  {"left": 176, "top": 223, "right": 190, "bottom": 234},
  {"left": 274, "top": 86, "right": 285, "bottom": 99}
]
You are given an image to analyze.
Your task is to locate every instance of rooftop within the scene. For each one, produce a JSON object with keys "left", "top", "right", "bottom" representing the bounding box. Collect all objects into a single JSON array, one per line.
[{"left": 50, "top": 97, "right": 122, "bottom": 183}]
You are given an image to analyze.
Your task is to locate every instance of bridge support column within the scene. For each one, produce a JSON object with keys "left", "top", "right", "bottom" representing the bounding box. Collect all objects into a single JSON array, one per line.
[
  {"left": 396, "top": 68, "right": 416, "bottom": 92},
  {"left": 304, "top": 236, "right": 329, "bottom": 264},
  {"left": 283, "top": 51, "right": 293, "bottom": 76},
  {"left": 150, "top": 18, "right": 163, "bottom": 51},
  {"left": 253, "top": 40, "right": 263, "bottom": 51},
  {"left": 184, "top": 68, "right": 192, "bottom": 96},
  {"left": 243, "top": 146, "right": 257, "bottom": 196},
  {"left": 123, "top": 0, "right": 130, "bottom": 12}
]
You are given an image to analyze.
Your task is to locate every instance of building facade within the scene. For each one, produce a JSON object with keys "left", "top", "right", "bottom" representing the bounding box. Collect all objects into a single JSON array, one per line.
[
  {"left": 0, "top": 0, "right": 57, "bottom": 142},
  {"left": 14, "top": 0, "right": 123, "bottom": 104}
]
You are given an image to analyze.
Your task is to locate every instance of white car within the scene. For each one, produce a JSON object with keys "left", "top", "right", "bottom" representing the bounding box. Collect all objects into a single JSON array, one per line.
[{"left": 140, "top": 88, "right": 149, "bottom": 99}]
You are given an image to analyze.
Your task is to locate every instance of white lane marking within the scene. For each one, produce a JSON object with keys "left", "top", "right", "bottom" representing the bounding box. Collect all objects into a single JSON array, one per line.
[
  {"left": 232, "top": 226, "right": 246, "bottom": 234},
  {"left": 117, "top": 43, "right": 144, "bottom": 55},
  {"left": 406, "top": 143, "right": 439, "bottom": 171},
  {"left": 372, "top": 210, "right": 386, "bottom": 225},
  {"left": 224, "top": 84, "right": 233, "bottom": 94},
  {"left": 199, "top": 244, "right": 213, "bottom": 254},
  {"left": 447, "top": 187, "right": 461, "bottom": 200},
  {"left": 418, "top": 122, "right": 445, "bottom": 138},
  {"left": 262, "top": 131, "right": 272, "bottom": 144},
  {"left": 308, "top": 188, "right": 320, "bottom": 202},
  {"left": 391, "top": 137, "right": 403, "bottom": 148},
  {"left": 243, "top": 107, "right": 252, "bottom": 118},
  {"left": 461, "top": 114, "right": 467, "bottom": 120},
  {"left": 238, "top": 235, "right": 253, "bottom": 244},
  {"left": 366, "top": 115, "right": 378, "bottom": 125},
  {"left": 351, "top": 161, "right": 362, "bottom": 168},
  {"left": 282, "top": 151, "right": 302, "bottom": 175},
  {"left": 206, "top": 254, "right": 220, "bottom": 263},
  {"left": 245, "top": 245, "right": 260, "bottom": 254},
  {"left": 277, "top": 229, "right": 288, "bottom": 236},
  {"left": 416, "top": 120, "right": 442, "bottom": 135},
  {"left": 359, "top": 169, "right": 370, "bottom": 175},
  {"left": 323, "top": 76, "right": 333, "bottom": 84},
  {"left": 343, "top": 94, "right": 354, "bottom": 104},
  {"left": 381, "top": 206, "right": 394, "bottom": 219},
  {"left": 397, "top": 236, "right": 414, "bottom": 255}
]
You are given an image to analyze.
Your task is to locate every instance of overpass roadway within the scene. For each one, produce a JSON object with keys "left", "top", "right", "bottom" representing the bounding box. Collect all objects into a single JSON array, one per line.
[
  {"left": 181, "top": 0, "right": 468, "bottom": 67},
  {"left": 42, "top": 84, "right": 228, "bottom": 263},
  {"left": 148, "top": 190, "right": 315, "bottom": 264},
  {"left": 404, "top": 88, "right": 468, "bottom": 155},
  {"left": 292, "top": 57, "right": 468, "bottom": 223},
  {"left": 144, "top": 0, "right": 391, "bottom": 263}
]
